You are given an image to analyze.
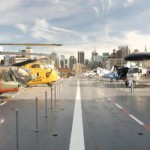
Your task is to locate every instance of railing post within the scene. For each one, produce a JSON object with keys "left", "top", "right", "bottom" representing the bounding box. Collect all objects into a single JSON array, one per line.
[
  {"left": 35, "top": 97, "right": 39, "bottom": 132},
  {"left": 45, "top": 91, "right": 48, "bottom": 117},
  {"left": 55, "top": 84, "right": 57, "bottom": 105},
  {"left": 16, "top": 109, "right": 19, "bottom": 150},
  {"left": 51, "top": 86, "right": 53, "bottom": 109}
]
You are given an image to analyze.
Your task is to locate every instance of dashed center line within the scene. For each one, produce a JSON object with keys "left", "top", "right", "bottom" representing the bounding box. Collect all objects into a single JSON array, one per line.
[
  {"left": 129, "top": 114, "right": 144, "bottom": 125},
  {"left": 114, "top": 103, "right": 123, "bottom": 109},
  {"left": 93, "top": 86, "right": 150, "bottom": 132}
]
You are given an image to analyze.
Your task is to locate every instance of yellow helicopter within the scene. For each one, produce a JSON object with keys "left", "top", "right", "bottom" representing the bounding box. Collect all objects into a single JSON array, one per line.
[
  {"left": 0, "top": 43, "right": 63, "bottom": 87},
  {"left": 12, "top": 59, "right": 60, "bottom": 87}
]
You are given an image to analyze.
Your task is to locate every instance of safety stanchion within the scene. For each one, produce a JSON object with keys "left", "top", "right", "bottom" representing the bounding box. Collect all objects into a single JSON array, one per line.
[
  {"left": 60, "top": 82, "right": 62, "bottom": 96},
  {"left": 131, "top": 82, "right": 134, "bottom": 93},
  {"left": 45, "top": 91, "right": 48, "bottom": 117},
  {"left": 35, "top": 97, "right": 39, "bottom": 132},
  {"left": 55, "top": 84, "right": 57, "bottom": 106},
  {"left": 51, "top": 86, "right": 53, "bottom": 109},
  {"left": 16, "top": 109, "right": 19, "bottom": 150},
  {"left": 57, "top": 83, "right": 59, "bottom": 99}
]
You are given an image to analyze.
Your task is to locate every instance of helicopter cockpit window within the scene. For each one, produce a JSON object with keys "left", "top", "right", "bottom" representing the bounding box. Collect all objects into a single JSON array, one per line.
[
  {"left": 139, "top": 69, "right": 142, "bottom": 73},
  {"left": 40, "top": 65, "right": 44, "bottom": 69},
  {"left": 2, "top": 70, "right": 10, "bottom": 82},
  {"left": 128, "top": 68, "right": 139, "bottom": 74},
  {"left": 31, "top": 64, "right": 40, "bottom": 68},
  {"left": 43, "top": 65, "right": 47, "bottom": 69}
]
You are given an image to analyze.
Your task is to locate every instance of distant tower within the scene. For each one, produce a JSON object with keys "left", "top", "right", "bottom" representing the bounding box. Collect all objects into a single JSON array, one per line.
[
  {"left": 78, "top": 51, "right": 84, "bottom": 64},
  {"left": 60, "top": 55, "right": 65, "bottom": 68},
  {"left": 26, "top": 46, "right": 33, "bottom": 59},
  {"left": 69, "top": 56, "right": 76, "bottom": 70},
  {"left": 92, "top": 50, "right": 98, "bottom": 61}
]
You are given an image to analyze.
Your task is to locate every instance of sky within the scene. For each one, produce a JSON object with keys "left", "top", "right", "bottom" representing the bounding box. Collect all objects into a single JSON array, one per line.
[{"left": 0, "top": 0, "right": 150, "bottom": 59}]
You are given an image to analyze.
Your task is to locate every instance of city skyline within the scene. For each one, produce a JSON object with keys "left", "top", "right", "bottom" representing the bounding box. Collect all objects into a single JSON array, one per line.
[{"left": 0, "top": 0, "right": 150, "bottom": 59}]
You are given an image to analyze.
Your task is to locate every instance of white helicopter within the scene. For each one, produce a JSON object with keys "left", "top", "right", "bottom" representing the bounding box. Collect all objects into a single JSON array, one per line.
[{"left": 125, "top": 52, "right": 150, "bottom": 85}]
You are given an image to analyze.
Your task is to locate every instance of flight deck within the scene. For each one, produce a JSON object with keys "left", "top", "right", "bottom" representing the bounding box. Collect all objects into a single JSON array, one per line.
[{"left": 0, "top": 77, "right": 150, "bottom": 150}]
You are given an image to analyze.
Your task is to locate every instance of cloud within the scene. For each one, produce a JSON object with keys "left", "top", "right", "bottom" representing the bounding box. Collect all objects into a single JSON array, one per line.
[
  {"left": 16, "top": 23, "right": 27, "bottom": 32},
  {"left": 107, "top": 0, "right": 112, "bottom": 13},
  {"left": 0, "top": 0, "right": 150, "bottom": 59},
  {"left": 93, "top": 6, "right": 100, "bottom": 17},
  {"left": 100, "top": 0, "right": 105, "bottom": 14},
  {"left": 124, "top": 0, "right": 134, "bottom": 7},
  {"left": 0, "top": 0, "right": 21, "bottom": 11},
  {"left": 31, "top": 18, "right": 86, "bottom": 43},
  {"left": 123, "top": 31, "right": 150, "bottom": 51},
  {"left": 98, "top": 0, "right": 112, "bottom": 15}
]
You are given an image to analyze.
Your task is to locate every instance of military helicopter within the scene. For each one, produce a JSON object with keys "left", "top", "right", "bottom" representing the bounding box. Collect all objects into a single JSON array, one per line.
[
  {"left": 0, "top": 43, "right": 62, "bottom": 92},
  {"left": 12, "top": 59, "right": 60, "bottom": 87}
]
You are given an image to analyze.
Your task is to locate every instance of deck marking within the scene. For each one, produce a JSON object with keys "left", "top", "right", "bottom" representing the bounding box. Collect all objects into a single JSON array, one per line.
[
  {"left": 0, "top": 101, "right": 7, "bottom": 106},
  {"left": 0, "top": 88, "right": 25, "bottom": 106},
  {"left": 93, "top": 87, "right": 104, "bottom": 96},
  {"left": 93, "top": 86, "right": 150, "bottom": 132},
  {"left": 69, "top": 80, "right": 85, "bottom": 150},
  {"left": 106, "top": 97, "right": 112, "bottom": 101},
  {"left": 129, "top": 114, "right": 144, "bottom": 125},
  {"left": 114, "top": 103, "right": 123, "bottom": 109}
]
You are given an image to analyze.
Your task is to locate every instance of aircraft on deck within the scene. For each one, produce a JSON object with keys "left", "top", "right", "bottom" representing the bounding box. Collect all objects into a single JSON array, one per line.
[
  {"left": 114, "top": 65, "right": 129, "bottom": 83},
  {"left": 0, "top": 59, "right": 35, "bottom": 95},
  {"left": 99, "top": 66, "right": 120, "bottom": 81},
  {"left": 124, "top": 52, "right": 150, "bottom": 85},
  {"left": 0, "top": 66, "right": 20, "bottom": 95},
  {"left": 12, "top": 59, "right": 60, "bottom": 87},
  {"left": 84, "top": 66, "right": 120, "bottom": 81},
  {"left": 98, "top": 65, "right": 129, "bottom": 83},
  {"left": 83, "top": 68, "right": 110, "bottom": 78},
  {"left": 0, "top": 42, "right": 62, "bottom": 90}
]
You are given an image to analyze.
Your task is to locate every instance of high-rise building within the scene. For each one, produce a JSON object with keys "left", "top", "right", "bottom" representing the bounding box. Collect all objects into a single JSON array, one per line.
[
  {"left": 108, "top": 45, "right": 130, "bottom": 68},
  {"left": 91, "top": 50, "right": 101, "bottom": 69},
  {"left": 65, "top": 59, "right": 69, "bottom": 68},
  {"left": 78, "top": 51, "right": 84, "bottom": 64},
  {"left": 85, "top": 59, "right": 89, "bottom": 67},
  {"left": 60, "top": 55, "right": 65, "bottom": 68},
  {"left": 50, "top": 52, "right": 59, "bottom": 68},
  {"left": 102, "top": 53, "right": 109, "bottom": 61},
  {"left": 91, "top": 50, "right": 98, "bottom": 61},
  {"left": 69, "top": 56, "right": 76, "bottom": 70},
  {"left": 117, "top": 45, "right": 130, "bottom": 58}
]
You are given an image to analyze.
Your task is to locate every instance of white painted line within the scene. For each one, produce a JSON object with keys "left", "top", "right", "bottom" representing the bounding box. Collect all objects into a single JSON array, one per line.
[
  {"left": 10, "top": 89, "right": 25, "bottom": 100},
  {"left": 11, "top": 95, "right": 16, "bottom": 98},
  {"left": 93, "top": 87, "right": 101, "bottom": 93},
  {"left": 114, "top": 103, "right": 123, "bottom": 109},
  {"left": 0, "top": 118, "right": 4, "bottom": 124},
  {"left": 106, "top": 97, "right": 112, "bottom": 101},
  {"left": 129, "top": 114, "right": 144, "bottom": 125},
  {"left": 69, "top": 80, "right": 85, "bottom": 150},
  {"left": 0, "top": 101, "right": 7, "bottom": 106},
  {"left": 92, "top": 85, "right": 150, "bottom": 131},
  {"left": 101, "top": 92, "right": 105, "bottom": 96}
]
